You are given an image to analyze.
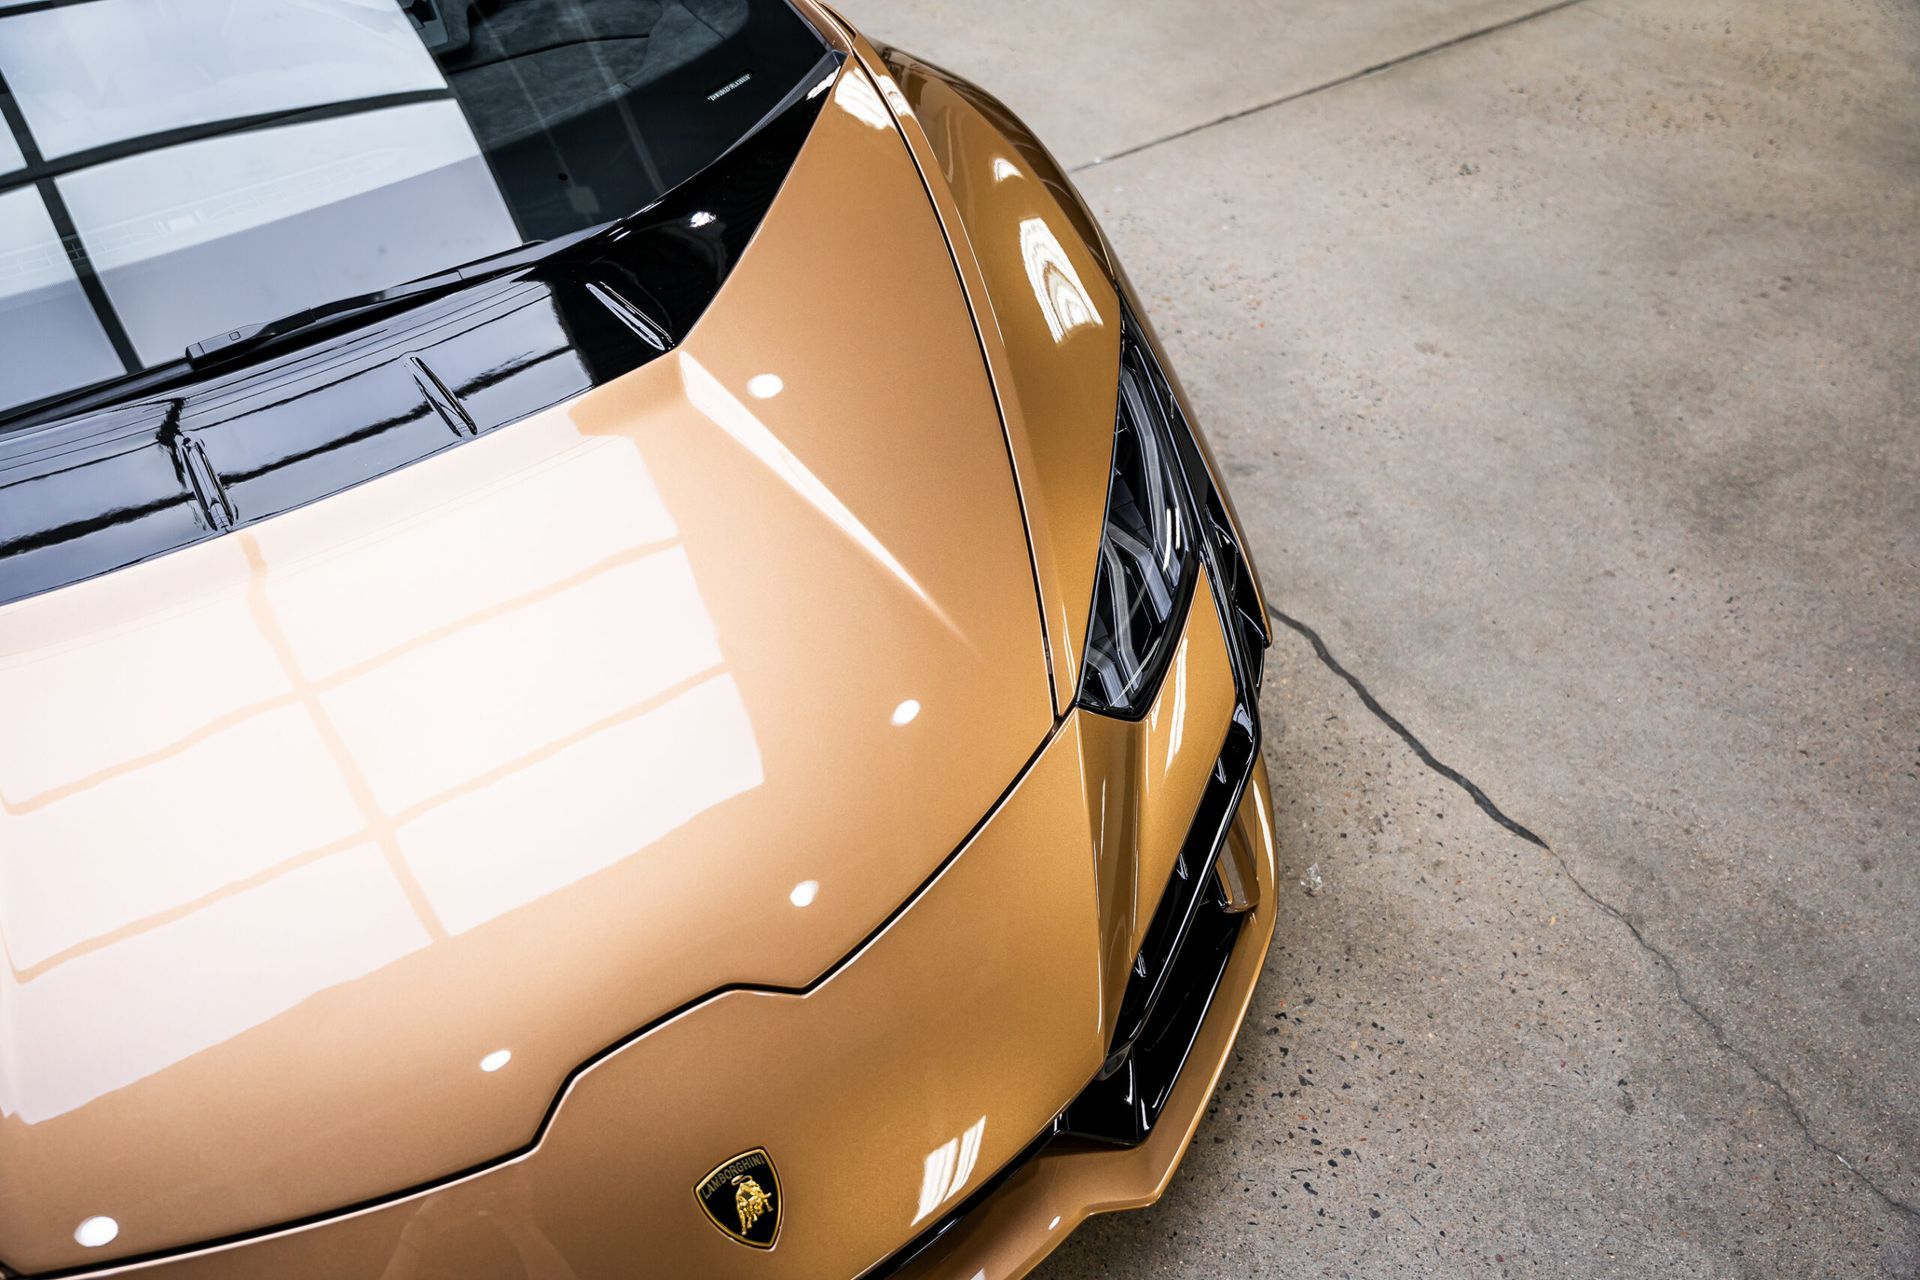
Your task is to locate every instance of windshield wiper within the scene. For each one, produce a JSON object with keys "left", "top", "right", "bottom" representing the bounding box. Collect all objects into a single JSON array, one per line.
[
  {"left": 1, "top": 226, "right": 614, "bottom": 435},
  {"left": 183, "top": 225, "right": 604, "bottom": 371}
]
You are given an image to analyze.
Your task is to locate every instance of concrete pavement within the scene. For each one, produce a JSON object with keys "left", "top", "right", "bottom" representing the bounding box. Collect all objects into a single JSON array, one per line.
[{"left": 836, "top": 0, "right": 1920, "bottom": 1274}]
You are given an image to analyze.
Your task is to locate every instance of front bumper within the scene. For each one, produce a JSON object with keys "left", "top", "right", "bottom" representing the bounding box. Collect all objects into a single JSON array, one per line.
[
  {"left": 876, "top": 745, "right": 1277, "bottom": 1280},
  {"left": 45, "top": 581, "right": 1271, "bottom": 1280},
  {"left": 870, "top": 301, "right": 1279, "bottom": 1280}
]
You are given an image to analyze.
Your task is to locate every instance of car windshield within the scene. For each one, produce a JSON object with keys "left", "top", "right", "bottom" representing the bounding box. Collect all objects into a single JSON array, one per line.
[{"left": 0, "top": 0, "right": 826, "bottom": 421}]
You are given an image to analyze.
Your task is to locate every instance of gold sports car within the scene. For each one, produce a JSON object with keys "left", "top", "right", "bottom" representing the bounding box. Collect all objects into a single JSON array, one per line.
[{"left": 0, "top": 2, "right": 1277, "bottom": 1276}]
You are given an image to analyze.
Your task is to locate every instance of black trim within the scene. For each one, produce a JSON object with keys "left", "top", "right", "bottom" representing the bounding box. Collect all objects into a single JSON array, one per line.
[
  {"left": 0, "top": 52, "right": 843, "bottom": 609},
  {"left": 1101, "top": 708, "right": 1256, "bottom": 1071},
  {"left": 1058, "top": 704, "right": 1257, "bottom": 1145},
  {"left": 406, "top": 354, "right": 479, "bottom": 438}
]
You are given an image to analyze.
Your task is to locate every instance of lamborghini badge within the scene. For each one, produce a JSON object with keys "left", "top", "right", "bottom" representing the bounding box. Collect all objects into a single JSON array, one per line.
[{"left": 695, "top": 1148, "right": 782, "bottom": 1249}]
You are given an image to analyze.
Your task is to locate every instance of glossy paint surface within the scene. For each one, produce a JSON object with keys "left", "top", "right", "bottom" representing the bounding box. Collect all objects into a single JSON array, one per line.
[
  {"left": 47, "top": 709, "right": 1104, "bottom": 1280},
  {"left": 0, "top": 64, "right": 1053, "bottom": 1272},
  {"left": 862, "top": 37, "right": 1269, "bottom": 649},
  {"left": 894, "top": 757, "right": 1279, "bottom": 1280},
  {"left": 858, "top": 39, "right": 1124, "bottom": 713},
  {"left": 1075, "top": 566, "right": 1236, "bottom": 1022},
  {"left": 3, "top": 576, "right": 1249, "bottom": 1280},
  {"left": 1, "top": 4, "right": 1283, "bottom": 1274}
]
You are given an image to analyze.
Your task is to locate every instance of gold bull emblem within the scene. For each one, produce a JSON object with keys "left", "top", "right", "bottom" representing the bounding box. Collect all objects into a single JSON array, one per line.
[
  {"left": 695, "top": 1148, "right": 782, "bottom": 1248},
  {"left": 732, "top": 1174, "right": 774, "bottom": 1235}
]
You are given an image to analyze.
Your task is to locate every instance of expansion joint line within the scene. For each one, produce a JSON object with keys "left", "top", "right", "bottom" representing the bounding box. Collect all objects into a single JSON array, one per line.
[
  {"left": 1268, "top": 606, "right": 1918, "bottom": 1223},
  {"left": 1072, "top": 0, "right": 1594, "bottom": 171}
]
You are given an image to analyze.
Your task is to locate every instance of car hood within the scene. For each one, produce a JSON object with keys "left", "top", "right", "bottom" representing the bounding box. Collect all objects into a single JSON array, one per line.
[{"left": 0, "top": 68, "right": 1052, "bottom": 1273}]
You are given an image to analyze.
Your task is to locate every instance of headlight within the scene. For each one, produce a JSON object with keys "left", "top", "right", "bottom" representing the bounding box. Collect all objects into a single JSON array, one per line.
[
  {"left": 1076, "top": 334, "right": 1198, "bottom": 717},
  {"left": 1077, "top": 309, "right": 1269, "bottom": 718}
]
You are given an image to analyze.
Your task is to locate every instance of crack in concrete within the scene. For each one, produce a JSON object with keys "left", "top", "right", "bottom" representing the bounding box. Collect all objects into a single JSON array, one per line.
[
  {"left": 1269, "top": 608, "right": 1548, "bottom": 848},
  {"left": 1545, "top": 843, "right": 1920, "bottom": 1224},
  {"left": 1072, "top": 0, "right": 1593, "bottom": 172},
  {"left": 1268, "top": 606, "right": 1920, "bottom": 1223}
]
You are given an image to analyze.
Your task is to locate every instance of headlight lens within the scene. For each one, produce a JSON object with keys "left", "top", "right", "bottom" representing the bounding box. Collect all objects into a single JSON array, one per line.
[
  {"left": 1078, "top": 309, "right": 1270, "bottom": 717},
  {"left": 1076, "top": 343, "right": 1197, "bottom": 717}
]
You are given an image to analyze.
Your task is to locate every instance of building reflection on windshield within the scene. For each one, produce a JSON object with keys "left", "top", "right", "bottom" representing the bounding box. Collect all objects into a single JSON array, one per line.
[
  {"left": 0, "top": 0, "right": 526, "bottom": 411},
  {"left": 2, "top": 0, "right": 807, "bottom": 420},
  {"left": 66, "top": 100, "right": 519, "bottom": 367}
]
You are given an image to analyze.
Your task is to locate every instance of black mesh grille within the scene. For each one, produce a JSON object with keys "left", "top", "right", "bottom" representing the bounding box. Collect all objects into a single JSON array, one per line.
[{"left": 1056, "top": 701, "right": 1257, "bottom": 1146}]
